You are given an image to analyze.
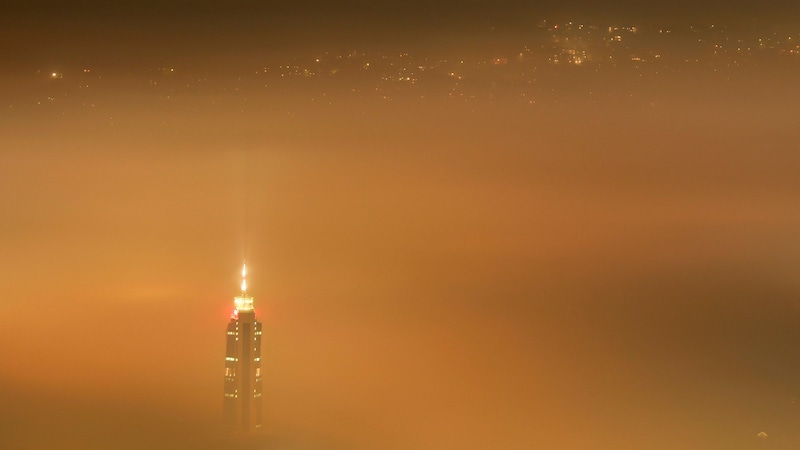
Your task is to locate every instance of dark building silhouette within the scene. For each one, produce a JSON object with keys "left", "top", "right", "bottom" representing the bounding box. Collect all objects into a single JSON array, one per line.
[{"left": 223, "top": 263, "right": 264, "bottom": 434}]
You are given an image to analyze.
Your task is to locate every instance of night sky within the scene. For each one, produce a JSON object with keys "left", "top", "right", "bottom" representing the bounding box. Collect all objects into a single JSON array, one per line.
[{"left": 2, "top": 1, "right": 800, "bottom": 449}]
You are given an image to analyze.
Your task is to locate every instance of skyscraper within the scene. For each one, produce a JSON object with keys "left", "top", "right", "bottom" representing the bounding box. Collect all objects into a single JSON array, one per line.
[{"left": 223, "top": 263, "right": 264, "bottom": 434}]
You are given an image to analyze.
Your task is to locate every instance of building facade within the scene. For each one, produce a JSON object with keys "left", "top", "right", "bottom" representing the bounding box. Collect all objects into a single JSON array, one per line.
[{"left": 223, "top": 263, "right": 264, "bottom": 434}]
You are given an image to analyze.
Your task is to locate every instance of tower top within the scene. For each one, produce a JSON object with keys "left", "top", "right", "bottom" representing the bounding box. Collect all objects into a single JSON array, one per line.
[
  {"left": 241, "top": 261, "right": 247, "bottom": 295},
  {"left": 234, "top": 261, "right": 254, "bottom": 312}
]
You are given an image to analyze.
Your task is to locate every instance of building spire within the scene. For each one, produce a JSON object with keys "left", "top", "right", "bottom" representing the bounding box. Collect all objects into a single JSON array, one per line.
[
  {"left": 234, "top": 261, "right": 254, "bottom": 312},
  {"left": 241, "top": 261, "right": 247, "bottom": 294}
]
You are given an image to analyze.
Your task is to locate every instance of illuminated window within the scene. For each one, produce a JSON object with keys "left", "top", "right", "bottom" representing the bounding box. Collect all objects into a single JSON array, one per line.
[{"left": 225, "top": 367, "right": 236, "bottom": 377}]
